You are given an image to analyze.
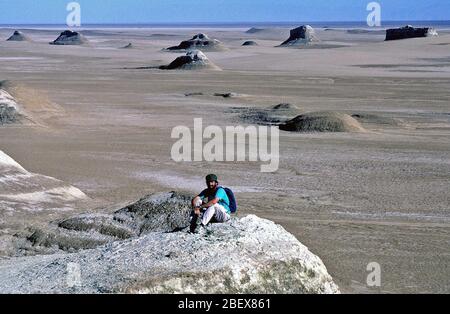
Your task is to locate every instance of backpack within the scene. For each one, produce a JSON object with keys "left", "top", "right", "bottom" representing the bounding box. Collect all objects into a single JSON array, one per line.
[{"left": 220, "top": 187, "right": 238, "bottom": 213}]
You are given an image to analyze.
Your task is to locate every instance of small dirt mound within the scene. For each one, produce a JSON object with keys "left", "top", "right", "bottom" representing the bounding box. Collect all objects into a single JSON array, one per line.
[
  {"left": 6, "top": 30, "right": 30, "bottom": 42},
  {"left": 242, "top": 40, "right": 258, "bottom": 46},
  {"left": 246, "top": 28, "right": 265, "bottom": 34},
  {"left": 165, "top": 33, "right": 226, "bottom": 52},
  {"left": 50, "top": 30, "right": 87, "bottom": 45},
  {"left": 280, "top": 112, "right": 366, "bottom": 133},
  {"left": 159, "top": 50, "right": 220, "bottom": 70}
]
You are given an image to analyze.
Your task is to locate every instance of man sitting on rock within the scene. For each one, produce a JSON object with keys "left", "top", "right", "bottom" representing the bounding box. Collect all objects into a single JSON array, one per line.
[{"left": 190, "top": 174, "right": 231, "bottom": 233}]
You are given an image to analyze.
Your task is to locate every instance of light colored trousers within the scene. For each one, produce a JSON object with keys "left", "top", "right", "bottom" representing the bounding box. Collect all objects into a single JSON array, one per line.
[{"left": 194, "top": 198, "right": 230, "bottom": 226}]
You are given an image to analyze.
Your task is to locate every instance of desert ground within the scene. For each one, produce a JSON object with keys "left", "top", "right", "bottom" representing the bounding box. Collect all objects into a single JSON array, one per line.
[{"left": 0, "top": 26, "right": 449, "bottom": 293}]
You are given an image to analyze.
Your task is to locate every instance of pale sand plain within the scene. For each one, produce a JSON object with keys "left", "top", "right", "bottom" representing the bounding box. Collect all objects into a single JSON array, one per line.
[{"left": 0, "top": 26, "right": 449, "bottom": 293}]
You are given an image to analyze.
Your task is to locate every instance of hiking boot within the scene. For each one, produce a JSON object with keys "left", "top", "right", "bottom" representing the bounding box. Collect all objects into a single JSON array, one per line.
[
  {"left": 189, "top": 213, "right": 200, "bottom": 233},
  {"left": 199, "top": 223, "right": 213, "bottom": 235},
  {"left": 191, "top": 223, "right": 210, "bottom": 235}
]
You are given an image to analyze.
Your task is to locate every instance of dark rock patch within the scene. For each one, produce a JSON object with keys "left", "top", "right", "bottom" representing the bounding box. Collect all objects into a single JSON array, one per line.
[
  {"left": 386, "top": 25, "right": 438, "bottom": 41},
  {"left": 185, "top": 92, "right": 204, "bottom": 97},
  {"left": 242, "top": 40, "right": 258, "bottom": 46},
  {"left": 214, "top": 92, "right": 239, "bottom": 98}
]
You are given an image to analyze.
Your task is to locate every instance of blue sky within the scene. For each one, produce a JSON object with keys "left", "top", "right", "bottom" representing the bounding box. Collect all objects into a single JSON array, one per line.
[{"left": 0, "top": 0, "right": 449, "bottom": 24}]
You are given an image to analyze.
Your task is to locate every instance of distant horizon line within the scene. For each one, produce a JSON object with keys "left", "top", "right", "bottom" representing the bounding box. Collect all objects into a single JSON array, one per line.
[{"left": 1, "top": 19, "right": 450, "bottom": 27}]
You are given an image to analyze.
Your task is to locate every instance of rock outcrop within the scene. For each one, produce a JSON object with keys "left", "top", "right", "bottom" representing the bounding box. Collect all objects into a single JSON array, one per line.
[
  {"left": 385, "top": 25, "right": 438, "bottom": 41},
  {"left": 159, "top": 50, "right": 219, "bottom": 70},
  {"left": 50, "top": 30, "right": 87, "bottom": 45},
  {"left": 0, "top": 208, "right": 340, "bottom": 293},
  {"left": 0, "top": 89, "right": 20, "bottom": 125},
  {"left": 6, "top": 30, "right": 30, "bottom": 42},
  {"left": 279, "top": 25, "right": 318, "bottom": 46},
  {"left": 280, "top": 112, "right": 366, "bottom": 133},
  {"left": 0, "top": 150, "right": 88, "bottom": 212},
  {"left": 25, "top": 192, "right": 192, "bottom": 253},
  {"left": 165, "top": 33, "right": 225, "bottom": 52}
]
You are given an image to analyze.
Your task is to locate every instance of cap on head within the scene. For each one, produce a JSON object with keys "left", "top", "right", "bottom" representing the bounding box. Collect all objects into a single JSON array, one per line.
[{"left": 206, "top": 174, "right": 218, "bottom": 182}]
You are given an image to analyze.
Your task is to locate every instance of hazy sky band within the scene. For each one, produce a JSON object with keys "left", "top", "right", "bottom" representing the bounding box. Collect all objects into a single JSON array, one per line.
[{"left": 0, "top": 0, "right": 449, "bottom": 24}]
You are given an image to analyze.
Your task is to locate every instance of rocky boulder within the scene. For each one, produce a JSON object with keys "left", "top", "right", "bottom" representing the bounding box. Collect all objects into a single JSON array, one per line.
[
  {"left": 50, "top": 30, "right": 87, "bottom": 45},
  {"left": 279, "top": 25, "right": 318, "bottom": 46},
  {"left": 0, "top": 150, "right": 88, "bottom": 212},
  {"left": 25, "top": 192, "right": 192, "bottom": 253},
  {"left": 385, "top": 25, "right": 438, "bottom": 41},
  {"left": 0, "top": 89, "right": 20, "bottom": 125},
  {"left": 0, "top": 214, "right": 340, "bottom": 294},
  {"left": 165, "top": 33, "right": 225, "bottom": 52},
  {"left": 6, "top": 30, "right": 30, "bottom": 42},
  {"left": 159, "top": 50, "right": 219, "bottom": 70}
]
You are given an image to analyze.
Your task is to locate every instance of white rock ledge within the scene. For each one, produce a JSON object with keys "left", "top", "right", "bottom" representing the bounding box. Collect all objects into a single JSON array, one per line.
[{"left": 0, "top": 214, "right": 340, "bottom": 294}]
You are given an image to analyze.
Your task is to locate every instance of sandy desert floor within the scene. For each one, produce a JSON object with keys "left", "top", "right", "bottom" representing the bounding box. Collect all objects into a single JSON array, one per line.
[{"left": 0, "top": 26, "right": 449, "bottom": 293}]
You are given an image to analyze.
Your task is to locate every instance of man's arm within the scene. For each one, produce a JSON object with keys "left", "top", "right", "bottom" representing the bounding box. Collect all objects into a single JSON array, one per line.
[
  {"left": 199, "top": 188, "right": 225, "bottom": 210},
  {"left": 192, "top": 189, "right": 207, "bottom": 207},
  {"left": 192, "top": 191, "right": 209, "bottom": 215},
  {"left": 192, "top": 196, "right": 202, "bottom": 215},
  {"left": 191, "top": 196, "right": 201, "bottom": 207},
  {"left": 199, "top": 197, "right": 219, "bottom": 210}
]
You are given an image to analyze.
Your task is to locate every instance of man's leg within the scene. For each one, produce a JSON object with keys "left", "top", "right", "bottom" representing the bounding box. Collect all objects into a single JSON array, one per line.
[
  {"left": 201, "top": 205, "right": 216, "bottom": 226},
  {"left": 213, "top": 204, "right": 231, "bottom": 223},
  {"left": 189, "top": 209, "right": 199, "bottom": 233},
  {"left": 190, "top": 198, "right": 203, "bottom": 233},
  {"left": 201, "top": 204, "right": 230, "bottom": 226}
]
